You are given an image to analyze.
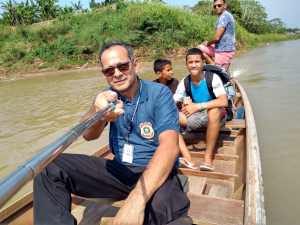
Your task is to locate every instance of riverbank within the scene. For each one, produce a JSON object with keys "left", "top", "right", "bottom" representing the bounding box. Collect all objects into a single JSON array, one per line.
[{"left": 0, "top": 40, "right": 290, "bottom": 81}]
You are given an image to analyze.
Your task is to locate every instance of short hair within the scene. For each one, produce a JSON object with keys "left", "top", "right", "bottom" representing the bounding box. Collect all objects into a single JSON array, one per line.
[
  {"left": 214, "top": 0, "right": 226, "bottom": 3},
  {"left": 154, "top": 59, "right": 172, "bottom": 73},
  {"left": 99, "top": 40, "right": 135, "bottom": 67},
  {"left": 186, "top": 48, "right": 204, "bottom": 61}
]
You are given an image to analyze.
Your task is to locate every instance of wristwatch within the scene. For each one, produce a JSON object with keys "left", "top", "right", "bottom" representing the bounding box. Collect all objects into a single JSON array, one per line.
[{"left": 202, "top": 102, "right": 207, "bottom": 110}]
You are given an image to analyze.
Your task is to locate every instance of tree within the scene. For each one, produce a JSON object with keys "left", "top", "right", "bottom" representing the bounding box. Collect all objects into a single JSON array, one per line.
[
  {"left": 0, "top": 0, "right": 21, "bottom": 25},
  {"left": 239, "top": 0, "right": 269, "bottom": 34},
  {"left": 225, "top": 0, "right": 242, "bottom": 21},
  {"left": 71, "top": 0, "right": 82, "bottom": 13},
  {"left": 0, "top": 0, "right": 38, "bottom": 25},
  {"left": 268, "top": 18, "right": 286, "bottom": 31},
  {"left": 35, "top": 0, "right": 59, "bottom": 21},
  {"left": 191, "top": 0, "right": 214, "bottom": 16}
]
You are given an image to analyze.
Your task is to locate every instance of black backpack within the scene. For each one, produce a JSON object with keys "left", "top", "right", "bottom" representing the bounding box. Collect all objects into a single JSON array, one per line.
[{"left": 184, "top": 64, "right": 236, "bottom": 121}]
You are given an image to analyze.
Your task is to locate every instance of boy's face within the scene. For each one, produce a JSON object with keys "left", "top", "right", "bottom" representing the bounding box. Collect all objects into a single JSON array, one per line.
[
  {"left": 186, "top": 55, "right": 205, "bottom": 76},
  {"left": 157, "top": 64, "right": 173, "bottom": 80}
]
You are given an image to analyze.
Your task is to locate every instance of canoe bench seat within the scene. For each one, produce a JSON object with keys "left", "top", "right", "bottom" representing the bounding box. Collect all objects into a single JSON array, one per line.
[
  {"left": 74, "top": 193, "right": 244, "bottom": 225},
  {"left": 197, "top": 119, "right": 245, "bottom": 130},
  {"left": 223, "top": 119, "right": 245, "bottom": 128}
]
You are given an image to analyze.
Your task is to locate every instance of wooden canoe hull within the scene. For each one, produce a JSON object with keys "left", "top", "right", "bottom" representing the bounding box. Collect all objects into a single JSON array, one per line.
[{"left": 0, "top": 79, "right": 266, "bottom": 225}]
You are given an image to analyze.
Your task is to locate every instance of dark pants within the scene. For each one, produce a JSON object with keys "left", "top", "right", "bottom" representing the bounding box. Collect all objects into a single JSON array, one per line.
[{"left": 33, "top": 153, "right": 190, "bottom": 225}]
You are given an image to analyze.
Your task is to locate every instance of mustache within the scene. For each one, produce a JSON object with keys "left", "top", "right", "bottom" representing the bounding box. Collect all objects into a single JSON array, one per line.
[{"left": 113, "top": 76, "right": 126, "bottom": 82}]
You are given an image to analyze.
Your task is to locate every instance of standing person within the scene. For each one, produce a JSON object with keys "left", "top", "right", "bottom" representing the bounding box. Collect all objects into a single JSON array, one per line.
[
  {"left": 174, "top": 48, "right": 228, "bottom": 171},
  {"left": 153, "top": 59, "right": 196, "bottom": 169},
  {"left": 33, "top": 40, "right": 190, "bottom": 225},
  {"left": 197, "top": 0, "right": 236, "bottom": 69}
]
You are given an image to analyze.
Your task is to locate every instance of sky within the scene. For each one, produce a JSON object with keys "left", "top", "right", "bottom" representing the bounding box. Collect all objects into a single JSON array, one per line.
[{"left": 0, "top": 0, "right": 299, "bottom": 28}]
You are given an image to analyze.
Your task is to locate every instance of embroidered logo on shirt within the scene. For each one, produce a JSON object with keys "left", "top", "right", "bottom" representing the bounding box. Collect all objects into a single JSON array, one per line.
[{"left": 140, "top": 122, "right": 154, "bottom": 139}]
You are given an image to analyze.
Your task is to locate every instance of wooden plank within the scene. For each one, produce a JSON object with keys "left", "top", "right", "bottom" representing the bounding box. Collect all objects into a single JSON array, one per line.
[
  {"left": 223, "top": 119, "right": 245, "bottom": 128},
  {"left": 234, "top": 80, "right": 265, "bottom": 224},
  {"left": 187, "top": 176, "right": 206, "bottom": 195},
  {"left": 230, "top": 183, "right": 246, "bottom": 200},
  {"left": 191, "top": 158, "right": 236, "bottom": 175},
  {"left": 189, "top": 127, "right": 240, "bottom": 137},
  {"left": 189, "top": 152, "right": 238, "bottom": 162},
  {"left": 178, "top": 169, "right": 237, "bottom": 182},
  {"left": 204, "top": 179, "right": 235, "bottom": 198},
  {"left": 208, "top": 185, "right": 228, "bottom": 198},
  {"left": 179, "top": 193, "right": 244, "bottom": 225},
  {"left": 187, "top": 144, "right": 236, "bottom": 156},
  {"left": 0, "top": 192, "right": 33, "bottom": 223},
  {"left": 184, "top": 139, "right": 233, "bottom": 146}
]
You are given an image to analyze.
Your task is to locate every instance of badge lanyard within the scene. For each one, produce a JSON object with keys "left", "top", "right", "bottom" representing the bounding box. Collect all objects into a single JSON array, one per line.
[{"left": 123, "top": 80, "right": 142, "bottom": 144}]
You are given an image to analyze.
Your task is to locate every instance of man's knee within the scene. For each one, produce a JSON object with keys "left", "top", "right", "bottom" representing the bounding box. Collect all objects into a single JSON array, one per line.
[
  {"left": 144, "top": 176, "right": 190, "bottom": 224},
  {"left": 207, "top": 108, "right": 222, "bottom": 123}
]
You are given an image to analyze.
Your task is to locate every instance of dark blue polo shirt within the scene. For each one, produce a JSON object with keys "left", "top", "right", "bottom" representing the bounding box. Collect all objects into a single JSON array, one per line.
[{"left": 104, "top": 78, "right": 180, "bottom": 167}]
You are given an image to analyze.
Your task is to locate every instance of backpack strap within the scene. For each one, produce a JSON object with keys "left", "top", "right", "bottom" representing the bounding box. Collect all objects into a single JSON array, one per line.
[
  {"left": 205, "top": 71, "right": 217, "bottom": 100},
  {"left": 184, "top": 75, "right": 194, "bottom": 102}
]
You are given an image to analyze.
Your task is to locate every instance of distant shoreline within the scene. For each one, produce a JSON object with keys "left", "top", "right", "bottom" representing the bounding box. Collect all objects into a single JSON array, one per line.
[{"left": 0, "top": 42, "right": 270, "bottom": 81}]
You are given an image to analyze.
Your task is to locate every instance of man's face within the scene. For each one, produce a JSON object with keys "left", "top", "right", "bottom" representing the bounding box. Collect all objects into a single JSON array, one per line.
[
  {"left": 186, "top": 55, "right": 205, "bottom": 77},
  {"left": 214, "top": 0, "right": 227, "bottom": 16},
  {"left": 158, "top": 64, "right": 173, "bottom": 81},
  {"left": 101, "top": 45, "right": 139, "bottom": 94}
]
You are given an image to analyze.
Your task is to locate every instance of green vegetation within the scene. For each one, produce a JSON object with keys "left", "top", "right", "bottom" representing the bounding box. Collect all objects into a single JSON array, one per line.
[{"left": 0, "top": 1, "right": 299, "bottom": 73}]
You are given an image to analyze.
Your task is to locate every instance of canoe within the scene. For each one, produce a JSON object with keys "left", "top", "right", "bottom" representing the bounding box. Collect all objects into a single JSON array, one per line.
[{"left": 0, "top": 79, "right": 265, "bottom": 225}]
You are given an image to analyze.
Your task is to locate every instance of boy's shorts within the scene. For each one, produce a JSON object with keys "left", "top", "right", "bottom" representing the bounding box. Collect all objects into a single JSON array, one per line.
[
  {"left": 200, "top": 44, "right": 235, "bottom": 69},
  {"left": 180, "top": 109, "right": 226, "bottom": 134}
]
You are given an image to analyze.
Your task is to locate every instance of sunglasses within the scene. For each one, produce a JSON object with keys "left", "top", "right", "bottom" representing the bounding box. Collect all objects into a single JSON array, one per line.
[
  {"left": 214, "top": 4, "right": 223, "bottom": 9},
  {"left": 102, "top": 59, "right": 134, "bottom": 77}
]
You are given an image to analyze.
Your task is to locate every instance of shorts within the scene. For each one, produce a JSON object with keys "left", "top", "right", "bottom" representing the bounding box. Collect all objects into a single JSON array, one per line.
[
  {"left": 180, "top": 109, "right": 226, "bottom": 134},
  {"left": 200, "top": 44, "right": 235, "bottom": 69}
]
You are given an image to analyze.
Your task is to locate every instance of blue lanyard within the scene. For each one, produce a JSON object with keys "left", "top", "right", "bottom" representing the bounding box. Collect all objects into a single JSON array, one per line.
[{"left": 123, "top": 80, "right": 142, "bottom": 143}]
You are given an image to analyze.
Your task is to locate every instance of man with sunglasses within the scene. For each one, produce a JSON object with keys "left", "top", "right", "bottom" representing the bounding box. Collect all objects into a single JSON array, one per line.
[
  {"left": 197, "top": 0, "right": 235, "bottom": 70},
  {"left": 33, "top": 40, "right": 190, "bottom": 225}
]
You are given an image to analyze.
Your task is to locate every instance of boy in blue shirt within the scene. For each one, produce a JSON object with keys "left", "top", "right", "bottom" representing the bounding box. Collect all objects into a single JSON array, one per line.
[{"left": 174, "top": 48, "right": 228, "bottom": 171}]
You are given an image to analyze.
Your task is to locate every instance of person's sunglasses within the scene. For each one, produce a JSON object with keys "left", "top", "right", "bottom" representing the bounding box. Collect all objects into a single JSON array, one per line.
[
  {"left": 214, "top": 4, "right": 223, "bottom": 9},
  {"left": 102, "top": 59, "right": 134, "bottom": 77}
]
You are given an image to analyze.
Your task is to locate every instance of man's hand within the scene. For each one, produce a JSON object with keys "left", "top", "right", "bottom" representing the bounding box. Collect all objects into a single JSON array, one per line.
[
  {"left": 181, "top": 102, "right": 200, "bottom": 118},
  {"left": 94, "top": 91, "right": 125, "bottom": 122},
  {"left": 201, "top": 40, "right": 208, "bottom": 46},
  {"left": 113, "top": 192, "right": 146, "bottom": 225}
]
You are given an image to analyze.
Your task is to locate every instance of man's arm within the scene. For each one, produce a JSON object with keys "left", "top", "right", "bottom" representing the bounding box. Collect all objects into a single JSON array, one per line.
[
  {"left": 202, "top": 27, "right": 226, "bottom": 46},
  {"left": 113, "top": 129, "right": 179, "bottom": 225},
  {"left": 81, "top": 91, "right": 124, "bottom": 141}
]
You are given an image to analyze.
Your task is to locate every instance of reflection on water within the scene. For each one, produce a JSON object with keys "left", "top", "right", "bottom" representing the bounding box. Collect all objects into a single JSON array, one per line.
[
  {"left": 242, "top": 73, "right": 267, "bottom": 83},
  {"left": 1, "top": 40, "right": 300, "bottom": 223}
]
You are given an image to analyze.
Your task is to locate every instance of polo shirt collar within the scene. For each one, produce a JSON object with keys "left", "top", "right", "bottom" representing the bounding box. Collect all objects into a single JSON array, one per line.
[{"left": 114, "top": 76, "right": 148, "bottom": 105}]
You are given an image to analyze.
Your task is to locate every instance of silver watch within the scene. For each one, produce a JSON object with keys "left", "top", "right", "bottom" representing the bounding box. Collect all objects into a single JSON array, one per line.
[{"left": 202, "top": 102, "right": 207, "bottom": 110}]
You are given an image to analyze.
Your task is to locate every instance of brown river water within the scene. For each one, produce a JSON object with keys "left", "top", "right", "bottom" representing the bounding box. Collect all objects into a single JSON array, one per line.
[{"left": 1, "top": 39, "right": 300, "bottom": 224}]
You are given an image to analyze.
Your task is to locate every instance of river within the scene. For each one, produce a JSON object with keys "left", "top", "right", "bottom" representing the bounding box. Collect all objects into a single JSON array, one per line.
[{"left": 1, "top": 40, "right": 300, "bottom": 224}]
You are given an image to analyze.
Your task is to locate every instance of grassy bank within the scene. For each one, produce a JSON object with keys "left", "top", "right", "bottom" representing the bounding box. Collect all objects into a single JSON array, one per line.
[{"left": 1, "top": 2, "right": 299, "bottom": 76}]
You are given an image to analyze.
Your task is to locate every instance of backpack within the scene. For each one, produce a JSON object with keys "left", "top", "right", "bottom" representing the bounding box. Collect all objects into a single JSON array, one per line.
[{"left": 184, "top": 64, "right": 236, "bottom": 121}]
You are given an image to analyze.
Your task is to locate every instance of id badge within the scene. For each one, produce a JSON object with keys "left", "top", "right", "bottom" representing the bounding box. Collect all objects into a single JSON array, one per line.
[{"left": 122, "top": 143, "right": 134, "bottom": 164}]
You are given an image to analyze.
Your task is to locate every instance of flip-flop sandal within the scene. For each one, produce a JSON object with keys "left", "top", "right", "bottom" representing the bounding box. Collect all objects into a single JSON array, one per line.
[
  {"left": 179, "top": 158, "right": 197, "bottom": 170},
  {"left": 200, "top": 163, "right": 215, "bottom": 172}
]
